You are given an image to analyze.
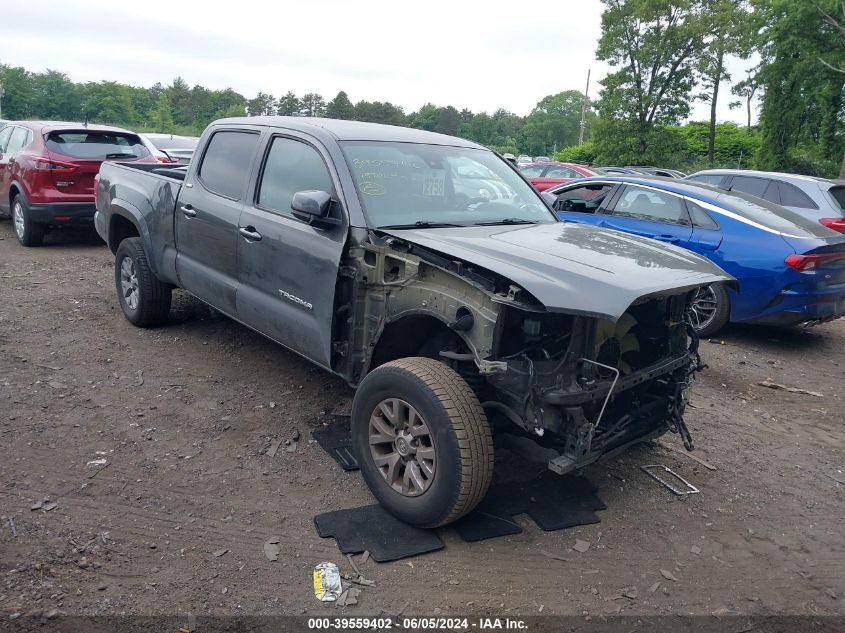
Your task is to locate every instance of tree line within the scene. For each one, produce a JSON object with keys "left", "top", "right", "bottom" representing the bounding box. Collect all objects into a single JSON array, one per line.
[{"left": 0, "top": 0, "right": 842, "bottom": 177}]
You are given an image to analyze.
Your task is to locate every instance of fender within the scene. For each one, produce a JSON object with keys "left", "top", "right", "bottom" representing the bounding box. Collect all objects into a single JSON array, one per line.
[
  {"left": 106, "top": 200, "right": 153, "bottom": 265},
  {"left": 6, "top": 180, "right": 30, "bottom": 211}
]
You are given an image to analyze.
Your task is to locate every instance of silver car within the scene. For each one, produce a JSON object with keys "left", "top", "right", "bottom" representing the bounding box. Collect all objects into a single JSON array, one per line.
[
  {"left": 139, "top": 133, "right": 199, "bottom": 165},
  {"left": 687, "top": 169, "right": 845, "bottom": 232}
]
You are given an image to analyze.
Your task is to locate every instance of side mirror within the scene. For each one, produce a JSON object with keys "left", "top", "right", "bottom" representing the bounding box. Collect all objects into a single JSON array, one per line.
[
  {"left": 541, "top": 191, "right": 557, "bottom": 207},
  {"left": 291, "top": 190, "right": 339, "bottom": 227}
]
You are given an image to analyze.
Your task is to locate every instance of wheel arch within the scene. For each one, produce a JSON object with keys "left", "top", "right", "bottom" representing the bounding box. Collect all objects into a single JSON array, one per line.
[
  {"left": 106, "top": 201, "right": 150, "bottom": 256},
  {"left": 363, "top": 310, "right": 470, "bottom": 378}
]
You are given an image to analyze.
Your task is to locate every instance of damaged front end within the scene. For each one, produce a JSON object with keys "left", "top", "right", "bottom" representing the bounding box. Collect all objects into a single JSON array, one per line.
[
  {"left": 349, "top": 224, "right": 734, "bottom": 476},
  {"left": 484, "top": 292, "right": 703, "bottom": 474}
]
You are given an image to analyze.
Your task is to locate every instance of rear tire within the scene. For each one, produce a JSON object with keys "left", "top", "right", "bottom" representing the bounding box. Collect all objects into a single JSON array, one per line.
[
  {"left": 352, "top": 357, "right": 494, "bottom": 527},
  {"left": 12, "top": 195, "right": 44, "bottom": 247},
  {"left": 691, "top": 283, "right": 730, "bottom": 338},
  {"left": 114, "top": 237, "right": 172, "bottom": 327}
]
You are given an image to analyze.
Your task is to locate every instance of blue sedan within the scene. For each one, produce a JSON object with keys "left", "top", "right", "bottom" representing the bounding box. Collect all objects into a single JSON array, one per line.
[{"left": 544, "top": 176, "right": 845, "bottom": 336}]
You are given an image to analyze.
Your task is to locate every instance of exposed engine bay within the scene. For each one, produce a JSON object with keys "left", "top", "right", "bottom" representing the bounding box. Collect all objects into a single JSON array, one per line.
[{"left": 335, "top": 228, "right": 717, "bottom": 477}]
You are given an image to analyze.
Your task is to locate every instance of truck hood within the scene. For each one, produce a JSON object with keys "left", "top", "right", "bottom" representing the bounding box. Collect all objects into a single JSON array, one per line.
[{"left": 381, "top": 223, "right": 734, "bottom": 321}]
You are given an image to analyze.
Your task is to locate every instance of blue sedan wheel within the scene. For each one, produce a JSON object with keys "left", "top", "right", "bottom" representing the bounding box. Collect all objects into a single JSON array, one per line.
[{"left": 690, "top": 284, "right": 730, "bottom": 337}]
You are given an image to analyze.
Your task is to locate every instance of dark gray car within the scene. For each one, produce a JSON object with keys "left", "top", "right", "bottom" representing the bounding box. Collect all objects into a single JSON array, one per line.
[
  {"left": 687, "top": 169, "right": 845, "bottom": 232},
  {"left": 95, "top": 117, "right": 733, "bottom": 527}
]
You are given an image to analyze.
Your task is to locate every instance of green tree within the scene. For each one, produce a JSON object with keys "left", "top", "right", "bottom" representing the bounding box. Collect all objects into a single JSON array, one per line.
[
  {"left": 247, "top": 92, "right": 277, "bottom": 116},
  {"left": 80, "top": 81, "right": 136, "bottom": 126},
  {"left": 353, "top": 100, "right": 406, "bottom": 125},
  {"left": 276, "top": 91, "right": 301, "bottom": 116},
  {"left": 300, "top": 93, "right": 326, "bottom": 117},
  {"left": 166, "top": 77, "right": 192, "bottom": 126},
  {"left": 326, "top": 90, "right": 355, "bottom": 119},
  {"left": 595, "top": 0, "right": 708, "bottom": 155},
  {"left": 519, "top": 90, "right": 587, "bottom": 156},
  {"left": 0, "top": 64, "right": 36, "bottom": 119},
  {"left": 753, "top": 0, "right": 845, "bottom": 176},
  {"left": 31, "top": 70, "right": 78, "bottom": 120},
  {"left": 150, "top": 93, "right": 175, "bottom": 132},
  {"left": 697, "top": 0, "right": 754, "bottom": 164}
]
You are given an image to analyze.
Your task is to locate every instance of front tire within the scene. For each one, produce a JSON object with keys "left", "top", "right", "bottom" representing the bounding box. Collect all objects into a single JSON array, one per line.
[
  {"left": 690, "top": 283, "right": 730, "bottom": 338},
  {"left": 352, "top": 358, "right": 494, "bottom": 527},
  {"left": 12, "top": 195, "right": 44, "bottom": 247},
  {"left": 114, "top": 237, "right": 172, "bottom": 327}
]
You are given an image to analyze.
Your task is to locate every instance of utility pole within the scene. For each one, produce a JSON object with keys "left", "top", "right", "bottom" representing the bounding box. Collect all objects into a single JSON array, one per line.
[
  {"left": 0, "top": 83, "right": 4, "bottom": 120},
  {"left": 578, "top": 69, "right": 591, "bottom": 146}
]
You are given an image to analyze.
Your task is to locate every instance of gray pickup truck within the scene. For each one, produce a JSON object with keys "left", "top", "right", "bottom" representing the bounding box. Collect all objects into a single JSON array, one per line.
[{"left": 95, "top": 117, "right": 732, "bottom": 527}]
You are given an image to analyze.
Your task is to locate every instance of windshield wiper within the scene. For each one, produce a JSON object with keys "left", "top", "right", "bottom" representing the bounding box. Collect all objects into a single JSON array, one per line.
[
  {"left": 472, "top": 218, "right": 539, "bottom": 226},
  {"left": 105, "top": 153, "right": 137, "bottom": 159},
  {"left": 378, "top": 221, "right": 466, "bottom": 229}
]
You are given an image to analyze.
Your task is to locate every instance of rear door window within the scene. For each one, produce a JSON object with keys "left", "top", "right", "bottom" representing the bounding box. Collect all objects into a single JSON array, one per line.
[
  {"left": 519, "top": 165, "right": 545, "bottom": 177},
  {"left": 46, "top": 130, "right": 150, "bottom": 160},
  {"left": 544, "top": 166, "right": 580, "bottom": 178},
  {"left": 5, "top": 127, "right": 32, "bottom": 155},
  {"left": 685, "top": 200, "right": 719, "bottom": 229},
  {"left": 717, "top": 190, "right": 834, "bottom": 237},
  {"left": 198, "top": 130, "right": 261, "bottom": 200},
  {"left": 257, "top": 137, "right": 334, "bottom": 215},
  {"left": 611, "top": 186, "right": 691, "bottom": 225},
  {"left": 0, "top": 127, "right": 13, "bottom": 153},
  {"left": 828, "top": 186, "right": 845, "bottom": 213},
  {"left": 778, "top": 182, "right": 818, "bottom": 209},
  {"left": 687, "top": 174, "right": 725, "bottom": 187},
  {"left": 729, "top": 176, "right": 769, "bottom": 198}
]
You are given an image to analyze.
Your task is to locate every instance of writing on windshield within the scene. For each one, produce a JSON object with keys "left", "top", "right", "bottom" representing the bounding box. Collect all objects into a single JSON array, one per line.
[{"left": 340, "top": 141, "right": 555, "bottom": 228}]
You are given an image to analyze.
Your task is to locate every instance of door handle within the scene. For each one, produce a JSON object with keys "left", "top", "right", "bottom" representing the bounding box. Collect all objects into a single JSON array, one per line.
[
  {"left": 180, "top": 204, "right": 196, "bottom": 218},
  {"left": 239, "top": 226, "right": 262, "bottom": 241},
  {"left": 654, "top": 235, "right": 680, "bottom": 243}
]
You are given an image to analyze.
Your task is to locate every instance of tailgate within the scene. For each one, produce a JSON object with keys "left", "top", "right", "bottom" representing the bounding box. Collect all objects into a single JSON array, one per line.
[{"left": 45, "top": 158, "right": 102, "bottom": 196}]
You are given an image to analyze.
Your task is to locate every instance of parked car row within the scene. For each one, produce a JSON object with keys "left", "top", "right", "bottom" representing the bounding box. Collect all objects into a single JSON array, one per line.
[{"left": 0, "top": 120, "right": 197, "bottom": 246}]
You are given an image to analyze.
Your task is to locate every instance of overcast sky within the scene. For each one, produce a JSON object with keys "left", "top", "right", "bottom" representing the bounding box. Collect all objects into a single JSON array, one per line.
[{"left": 0, "top": 0, "right": 757, "bottom": 123}]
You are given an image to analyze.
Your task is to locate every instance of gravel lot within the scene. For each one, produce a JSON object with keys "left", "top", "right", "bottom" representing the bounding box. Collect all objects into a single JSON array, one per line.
[{"left": 1, "top": 222, "right": 843, "bottom": 621}]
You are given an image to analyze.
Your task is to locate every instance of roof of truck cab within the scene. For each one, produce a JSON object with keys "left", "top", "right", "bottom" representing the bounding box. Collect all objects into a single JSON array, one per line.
[{"left": 215, "top": 116, "right": 485, "bottom": 148}]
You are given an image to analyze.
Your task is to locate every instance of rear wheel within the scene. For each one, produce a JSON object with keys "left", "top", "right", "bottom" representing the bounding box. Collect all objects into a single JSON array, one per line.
[
  {"left": 12, "top": 195, "right": 44, "bottom": 247},
  {"left": 352, "top": 357, "right": 494, "bottom": 527},
  {"left": 690, "top": 283, "right": 730, "bottom": 338},
  {"left": 114, "top": 237, "right": 172, "bottom": 327}
]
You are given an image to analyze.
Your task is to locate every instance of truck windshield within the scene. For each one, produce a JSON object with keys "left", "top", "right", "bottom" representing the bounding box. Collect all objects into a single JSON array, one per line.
[{"left": 340, "top": 141, "right": 556, "bottom": 228}]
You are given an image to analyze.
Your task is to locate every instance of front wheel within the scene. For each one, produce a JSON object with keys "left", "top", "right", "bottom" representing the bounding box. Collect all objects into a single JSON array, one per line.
[
  {"left": 690, "top": 283, "right": 730, "bottom": 338},
  {"left": 351, "top": 357, "right": 494, "bottom": 528},
  {"left": 114, "top": 237, "right": 172, "bottom": 327}
]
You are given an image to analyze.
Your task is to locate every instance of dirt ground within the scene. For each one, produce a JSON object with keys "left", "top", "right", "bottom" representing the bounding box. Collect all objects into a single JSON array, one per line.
[{"left": 1, "top": 221, "right": 843, "bottom": 622}]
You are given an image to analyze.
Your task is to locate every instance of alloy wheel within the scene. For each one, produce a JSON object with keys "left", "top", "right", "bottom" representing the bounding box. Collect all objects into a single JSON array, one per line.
[
  {"left": 119, "top": 256, "right": 140, "bottom": 311},
  {"left": 690, "top": 285, "right": 718, "bottom": 331},
  {"left": 368, "top": 398, "right": 437, "bottom": 496},
  {"left": 13, "top": 201, "right": 25, "bottom": 241}
]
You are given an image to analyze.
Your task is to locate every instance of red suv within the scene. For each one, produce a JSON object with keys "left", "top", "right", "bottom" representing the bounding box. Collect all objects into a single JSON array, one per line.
[{"left": 0, "top": 121, "right": 156, "bottom": 246}]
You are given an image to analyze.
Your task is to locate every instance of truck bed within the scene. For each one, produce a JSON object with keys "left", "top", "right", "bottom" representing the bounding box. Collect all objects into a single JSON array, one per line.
[
  {"left": 95, "top": 161, "right": 186, "bottom": 286},
  {"left": 111, "top": 161, "right": 189, "bottom": 182}
]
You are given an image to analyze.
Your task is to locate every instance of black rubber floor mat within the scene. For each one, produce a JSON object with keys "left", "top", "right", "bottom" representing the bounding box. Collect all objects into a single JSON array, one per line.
[
  {"left": 315, "top": 504, "right": 444, "bottom": 562},
  {"left": 312, "top": 416, "right": 359, "bottom": 471},
  {"left": 453, "top": 473, "right": 604, "bottom": 541},
  {"left": 452, "top": 509, "right": 523, "bottom": 542}
]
